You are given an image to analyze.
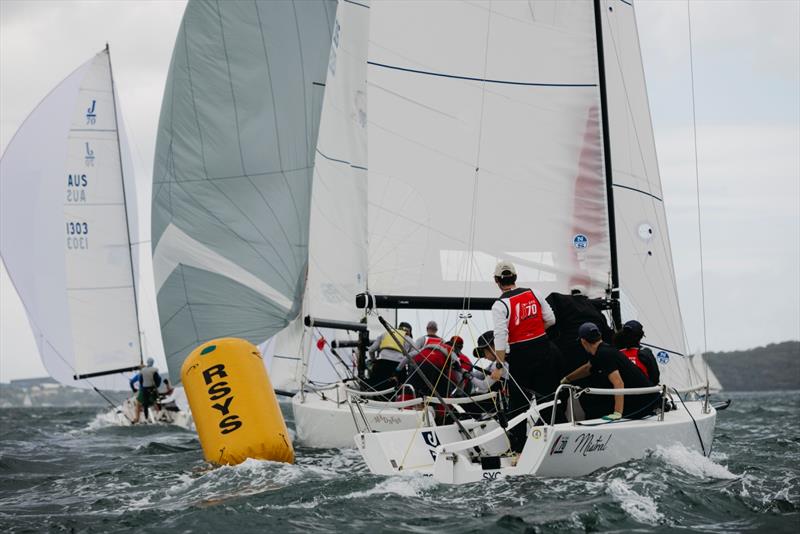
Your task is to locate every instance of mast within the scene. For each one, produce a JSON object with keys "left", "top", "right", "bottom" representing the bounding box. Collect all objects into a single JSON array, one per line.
[
  {"left": 593, "top": 0, "right": 622, "bottom": 329},
  {"left": 106, "top": 43, "right": 144, "bottom": 366}
]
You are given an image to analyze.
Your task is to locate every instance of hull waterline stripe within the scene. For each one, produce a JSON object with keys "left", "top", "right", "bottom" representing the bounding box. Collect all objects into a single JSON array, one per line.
[{"left": 368, "top": 61, "right": 597, "bottom": 88}]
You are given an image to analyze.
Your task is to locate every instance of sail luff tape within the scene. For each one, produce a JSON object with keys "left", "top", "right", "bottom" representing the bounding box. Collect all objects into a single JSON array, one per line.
[{"left": 181, "top": 337, "right": 294, "bottom": 465}]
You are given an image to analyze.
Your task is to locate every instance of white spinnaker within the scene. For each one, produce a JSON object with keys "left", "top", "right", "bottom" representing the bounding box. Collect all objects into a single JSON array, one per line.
[
  {"left": 367, "top": 0, "right": 611, "bottom": 303},
  {"left": 601, "top": 0, "right": 705, "bottom": 391},
  {"left": 0, "top": 49, "right": 141, "bottom": 391},
  {"left": 265, "top": 0, "right": 371, "bottom": 391}
]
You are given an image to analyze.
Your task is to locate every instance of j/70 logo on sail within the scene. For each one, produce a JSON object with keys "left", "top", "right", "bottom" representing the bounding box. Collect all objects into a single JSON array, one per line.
[
  {"left": 86, "top": 100, "right": 96, "bottom": 125},
  {"left": 202, "top": 364, "right": 243, "bottom": 435}
]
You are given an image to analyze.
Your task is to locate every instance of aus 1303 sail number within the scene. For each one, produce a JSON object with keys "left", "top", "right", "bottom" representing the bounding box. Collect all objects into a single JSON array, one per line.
[{"left": 66, "top": 221, "right": 88, "bottom": 250}]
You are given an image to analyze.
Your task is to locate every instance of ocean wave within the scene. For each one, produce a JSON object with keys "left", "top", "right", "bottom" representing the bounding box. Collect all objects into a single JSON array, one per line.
[
  {"left": 339, "top": 473, "right": 438, "bottom": 499},
  {"left": 606, "top": 478, "right": 664, "bottom": 525},
  {"left": 653, "top": 444, "right": 738, "bottom": 480}
]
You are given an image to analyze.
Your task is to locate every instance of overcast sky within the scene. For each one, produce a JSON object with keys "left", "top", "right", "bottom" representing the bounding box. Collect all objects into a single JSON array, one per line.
[{"left": 1, "top": 0, "right": 798, "bottom": 382}]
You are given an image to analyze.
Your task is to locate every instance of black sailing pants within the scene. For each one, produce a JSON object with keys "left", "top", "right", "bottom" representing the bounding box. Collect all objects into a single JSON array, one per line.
[{"left": 506, "top": 336, "right": 560, "bottom": 452}]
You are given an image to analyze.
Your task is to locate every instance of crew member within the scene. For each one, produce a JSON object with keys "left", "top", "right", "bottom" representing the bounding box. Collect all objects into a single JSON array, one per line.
[
  {"left": 469, "top": 331, "right": 506, "bottom": 395},
  {"left": 129, "top": 357, "right": 162, "bottom": 424},
  {"left": 491, "top": 261, "right": 558, "bottom": 452},
  {"left": 414, "top": 320, "right": 441, "bottom": 349},
  {"left": 561, "top": 322, "right": 659, "bottom": 420},
  {"left": 367, "top": 322, "right": 415, "bottom": 391},
  {"left": 446, "top": 336, "right": 472, "bottom": 392},
  {"left": 614, "top": 320, "right": 660, "bottom": 384},
  {"left": 408, "top": 337, "right": 460, "bottom": 400}
]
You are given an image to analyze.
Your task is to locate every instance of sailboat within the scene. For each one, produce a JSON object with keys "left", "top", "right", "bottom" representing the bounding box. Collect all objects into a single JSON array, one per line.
[
  {"left": 353, "top": 0, "right": 722, "bottom": 482},
  {"left": 151, "top": 0, "right": 723, "bottom": 457},
  {"left": 0, "top": 47, "right": 186, "bottom": 425}
]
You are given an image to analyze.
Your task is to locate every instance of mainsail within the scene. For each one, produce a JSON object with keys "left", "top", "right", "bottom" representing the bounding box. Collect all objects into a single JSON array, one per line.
[
  {"left": 0, "top": 48, "right": 142, "bottom": 391},
  {"left": 151, "top": 0, "right": 338, "bottom": 383},
  {"left": 367, "top": 0, "right": 611, "bottom": 302}
]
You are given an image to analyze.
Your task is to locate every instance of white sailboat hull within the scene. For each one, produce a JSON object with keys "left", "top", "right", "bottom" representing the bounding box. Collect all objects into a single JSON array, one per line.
[
  {"left": 356, "top": 400, "right": 716, "bottom": 484},
  {"left": 291, "top": 385, "right": 434, "bottom": 449}
]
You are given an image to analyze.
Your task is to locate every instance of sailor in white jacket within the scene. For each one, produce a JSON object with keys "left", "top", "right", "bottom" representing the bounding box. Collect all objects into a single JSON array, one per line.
[{"left": 491, "top": 261, "right": 558, "bottom": 452}]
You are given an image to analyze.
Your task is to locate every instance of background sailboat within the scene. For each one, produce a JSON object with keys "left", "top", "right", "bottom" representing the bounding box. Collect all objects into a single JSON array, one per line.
[{"left": 1, "top": 47, "right": 147, "bottom": 393}]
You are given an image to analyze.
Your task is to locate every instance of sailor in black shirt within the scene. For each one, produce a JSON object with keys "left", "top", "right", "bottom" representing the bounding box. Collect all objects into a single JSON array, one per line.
[{"left": 560, "top": 322, "right": 659, "bottom": 420}]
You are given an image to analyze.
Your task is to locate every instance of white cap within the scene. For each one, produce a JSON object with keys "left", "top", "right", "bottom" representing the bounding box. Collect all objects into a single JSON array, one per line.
[{"left": 493, "top": 261, "right": 517, "bottom": 277}]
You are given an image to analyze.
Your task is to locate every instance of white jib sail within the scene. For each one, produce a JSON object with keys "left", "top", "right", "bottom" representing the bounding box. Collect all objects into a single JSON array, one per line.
[
  {"left": 0, "top": 49, "right": 142, "bottom": 391},
  {"left": 263, "top": 0, "right": 372, "bottom": 392},
  {"left": 600, "top": 0, "right": 705, "bottom": 391}
]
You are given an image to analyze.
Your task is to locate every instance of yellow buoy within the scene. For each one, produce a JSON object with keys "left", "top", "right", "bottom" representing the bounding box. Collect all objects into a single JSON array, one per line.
[{"left": 181, "top": 337, "right": 294, "bottom": 465}]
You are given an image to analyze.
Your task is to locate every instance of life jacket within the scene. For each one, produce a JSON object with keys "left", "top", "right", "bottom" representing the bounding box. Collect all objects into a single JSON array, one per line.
[
  {"left": 621, "top": 347, "right": 650, "bottom": 379},
  {"left": 413, "top": 342, "right": 457, "bottom": 381},
  {"left": 379, "top": 328, "right": 406, "bottom": 353},
  {"left": 420, "top": 335, "right": 441, "bottom": 347},
  {"left": 502, "top": 288, "right": 546, "bottom": 344}
]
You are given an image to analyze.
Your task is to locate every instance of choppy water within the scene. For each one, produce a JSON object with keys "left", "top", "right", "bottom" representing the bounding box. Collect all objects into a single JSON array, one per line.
[{"left": 1, "top": 391, "right": 798, "bottom": 533}]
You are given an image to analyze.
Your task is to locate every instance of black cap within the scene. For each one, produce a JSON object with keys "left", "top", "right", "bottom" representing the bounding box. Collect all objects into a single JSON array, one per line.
[
  {"left": 622, "top": 320, "right": 644, "bottom": 336},
  {"left": 476, "top": 330, "right": 495, "bottom": 348},
  {"left": 577, "top": 322, "right": 602, "bottom": 342}
]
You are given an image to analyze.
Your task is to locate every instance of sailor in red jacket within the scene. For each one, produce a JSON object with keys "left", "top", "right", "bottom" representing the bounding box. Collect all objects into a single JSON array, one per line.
[
  {"left": 410, "top": 337, "right": 460, "bottom": 397},
  {"left": 614, "top": 320, "right": 660, "bottom": 385},
  {"left": 491, "top": 261, "right": 557, "bottom": 452}
]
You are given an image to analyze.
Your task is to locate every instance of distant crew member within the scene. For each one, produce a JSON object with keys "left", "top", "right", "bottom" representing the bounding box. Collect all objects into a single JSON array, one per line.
[
  {"left": 561, "top": 322, "right": 659, "bottom": 420},
  {"left": 491, "top": 261, "right": 558, "bottom": 452},
  {"left": 368, "top": 322, "right": 415, "bottom": 390},
  {"left": 129, "top": 357, "right": 162, "bottom": 423},
  {"left": 469, "top": 331, "right": 506, "bottom": 395},
  {"left": 415, "top": 320, "right": 441, "bottom": 349},
  {"left": 614, "top": 320, "right": 660, "bottom": 385}
]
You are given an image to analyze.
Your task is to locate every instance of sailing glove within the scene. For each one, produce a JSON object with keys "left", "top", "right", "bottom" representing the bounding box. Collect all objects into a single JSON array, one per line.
[{"left": 602, "top": 411, "right": 622, "bottom": 421}]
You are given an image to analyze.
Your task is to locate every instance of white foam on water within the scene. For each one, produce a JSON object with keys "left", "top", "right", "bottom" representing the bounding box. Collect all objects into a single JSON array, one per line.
[
  {"left": 86, "top": 408, "right": 133, "bottom": 430},
  {"left": 83, "top": 404, "right": 194, "bottom": 431},
  {"left": 606, "top": 478, "right": 664, "bottom": 525},
  {"left": 653, "top": 444, "right": 737, "bottom": 480},
  {"left": 341, "top": 474, "right": 438, "bottom": 499}
]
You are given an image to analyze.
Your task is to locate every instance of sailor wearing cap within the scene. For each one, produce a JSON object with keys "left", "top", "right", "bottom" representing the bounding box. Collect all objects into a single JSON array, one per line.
[
  {"left": 491, "top": 260, "right": 557, "bottom": 452},
  {"left": 468, "top": 331, "right": 507, "bottom": 395},
  {"left": 615, "top": 320, "right": 660, "bottom": 385},
  {"left": 561, "top": 322, "right": 659, "bottom": 421}
]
